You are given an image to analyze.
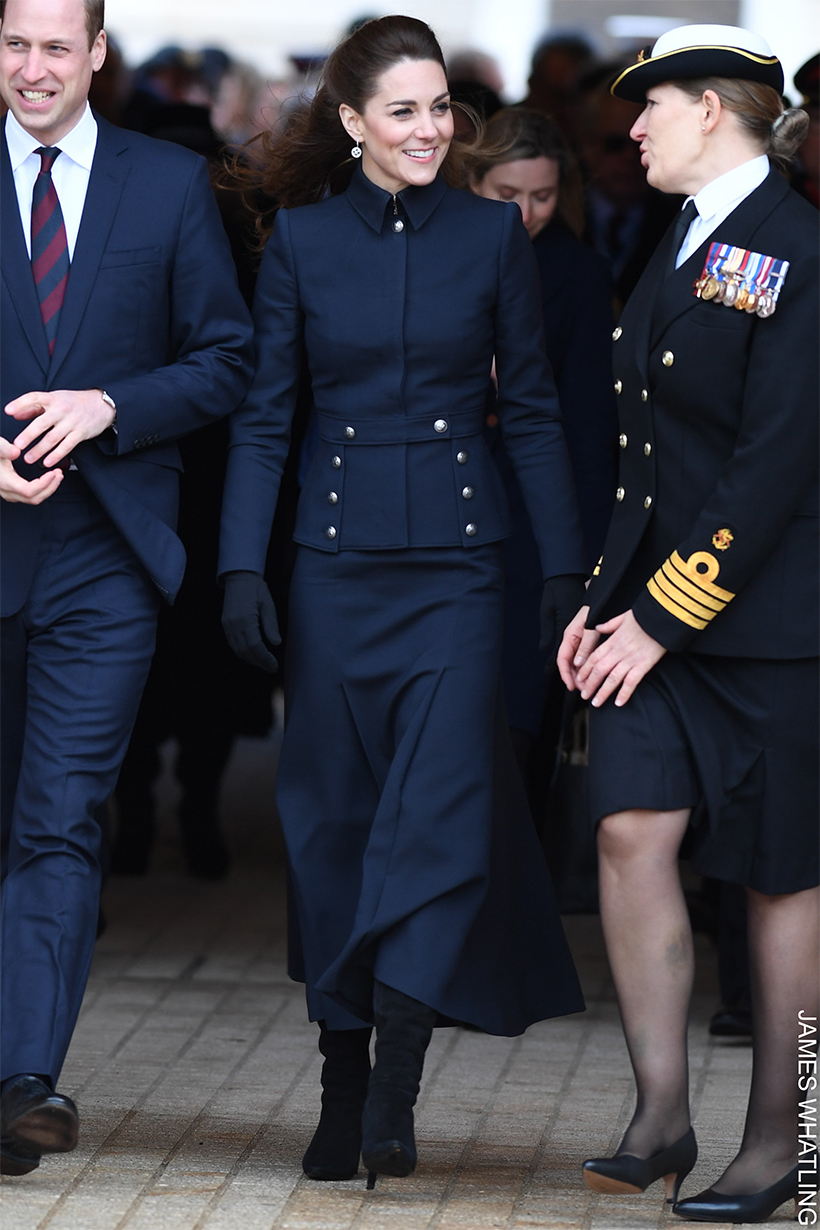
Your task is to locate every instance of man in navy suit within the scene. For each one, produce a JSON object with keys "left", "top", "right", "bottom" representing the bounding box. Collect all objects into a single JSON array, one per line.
[{"left": 0, "top": 0, "right": 253, "bottom": 1175}]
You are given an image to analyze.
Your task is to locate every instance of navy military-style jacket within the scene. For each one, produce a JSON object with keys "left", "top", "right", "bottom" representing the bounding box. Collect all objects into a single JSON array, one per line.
[
  {"left": 587, "top": 168, "right": 819, "bottom": 659},
  {"left": 218, "top": 167, "right": 585, "bottom": 581}
]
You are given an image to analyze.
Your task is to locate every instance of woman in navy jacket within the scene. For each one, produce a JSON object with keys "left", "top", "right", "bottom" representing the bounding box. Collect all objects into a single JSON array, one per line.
[{"left": 219, "top": 17, "right": 586, "bottom": 1187}]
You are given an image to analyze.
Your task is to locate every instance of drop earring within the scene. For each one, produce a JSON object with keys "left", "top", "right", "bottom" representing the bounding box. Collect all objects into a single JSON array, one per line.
[{"left": 351, "top": 139, "right": 362, "bottom": 159}]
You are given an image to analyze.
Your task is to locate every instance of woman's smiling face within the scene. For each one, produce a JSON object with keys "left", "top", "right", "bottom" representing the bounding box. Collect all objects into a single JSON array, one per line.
[{"left": 340, "top": 58, "right": 453, "bottom": 195}]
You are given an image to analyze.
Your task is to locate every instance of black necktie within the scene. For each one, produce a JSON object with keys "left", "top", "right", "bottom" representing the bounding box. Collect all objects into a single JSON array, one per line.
[{"left": 666, "top": 199, "right": 698, "bottom": 277}]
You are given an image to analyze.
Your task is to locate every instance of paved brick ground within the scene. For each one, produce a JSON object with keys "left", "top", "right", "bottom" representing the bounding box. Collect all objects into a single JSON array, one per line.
[{"left": 0, "top": 731, "right": 798, "bottom": 1229}]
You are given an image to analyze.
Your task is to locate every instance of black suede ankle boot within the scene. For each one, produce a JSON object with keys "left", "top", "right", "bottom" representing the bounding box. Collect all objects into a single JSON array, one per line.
[
  {"left": 361, "top": 981, "right": 437, "bottom": 1185},
  {"left": 302, "top": 1023, "right": 372, "bottom": 1181}
]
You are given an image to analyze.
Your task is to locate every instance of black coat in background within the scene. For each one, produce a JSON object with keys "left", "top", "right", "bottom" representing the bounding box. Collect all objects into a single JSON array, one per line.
[{"left": 487, "top": 220, "right": 617, "bottom": 733}]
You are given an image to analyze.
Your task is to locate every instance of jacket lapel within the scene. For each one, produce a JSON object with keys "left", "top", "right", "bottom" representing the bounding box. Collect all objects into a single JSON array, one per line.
[
  {"left": 1, "top": 131, "right": 51, "bottom": 374},
  {"left": 649, "top": 169, "right": 790, "bottom": 350},
  {"left": 48, "top": 117, "right": 130, "bottom": 382}
]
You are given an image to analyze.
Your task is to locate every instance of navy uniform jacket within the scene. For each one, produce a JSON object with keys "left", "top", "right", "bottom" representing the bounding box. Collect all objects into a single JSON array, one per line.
[
  {"left": 1, "top": 116, "right": 254, "bottom": 613},
  {"left": 587, "top": 168, "right": 819, "bottom": 658},
  {"left": 219, "top": 167, "right": 585, "bottom": 580}
]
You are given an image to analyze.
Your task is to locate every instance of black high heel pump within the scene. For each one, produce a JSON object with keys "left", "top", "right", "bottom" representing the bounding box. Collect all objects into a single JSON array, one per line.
[
  {"left": 673, "top": 1165, "right": 799, "bottom": 1222},
  {"left": 582, "top": 1128, "right": 698, "bottom": 1203}
]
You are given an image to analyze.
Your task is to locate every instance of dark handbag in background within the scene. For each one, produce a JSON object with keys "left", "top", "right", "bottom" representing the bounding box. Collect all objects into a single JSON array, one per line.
[{"left": 539, "top": 692, "right": 600, "bottom": 914}]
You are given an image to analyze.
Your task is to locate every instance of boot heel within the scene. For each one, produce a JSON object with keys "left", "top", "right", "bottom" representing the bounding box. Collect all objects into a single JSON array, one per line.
[{"left": 366, "top": 1171, "right": 377, "bottom": 1190}]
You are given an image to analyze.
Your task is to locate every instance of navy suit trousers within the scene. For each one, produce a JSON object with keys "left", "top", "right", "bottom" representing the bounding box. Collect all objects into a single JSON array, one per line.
[{"left": 1, "top": 475, "right": 158, "bottom": 1084}]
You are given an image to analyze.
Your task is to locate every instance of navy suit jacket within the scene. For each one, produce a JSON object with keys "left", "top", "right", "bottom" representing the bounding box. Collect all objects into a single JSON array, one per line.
[
  {"left": 1, "top": 115, "right": 253, "bottom": 615},
  {"left": 219, "top": 167, "right": 585, "bottom": 581}
]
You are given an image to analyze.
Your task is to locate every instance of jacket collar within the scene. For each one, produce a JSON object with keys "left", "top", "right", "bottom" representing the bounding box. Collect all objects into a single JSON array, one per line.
[{"left": 345, "top": 163, "right": 448, "bottom": 232}]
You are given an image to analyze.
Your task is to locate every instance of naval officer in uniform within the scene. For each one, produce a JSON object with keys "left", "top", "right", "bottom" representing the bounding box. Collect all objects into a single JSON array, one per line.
[{"left": 557, "top": 24, "right": 818, "bottom": 1223}]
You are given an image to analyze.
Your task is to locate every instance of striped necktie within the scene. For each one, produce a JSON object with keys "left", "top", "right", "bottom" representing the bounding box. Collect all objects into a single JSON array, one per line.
[{"left": 31, "top": 146, "right": 70, "bottom": 355}]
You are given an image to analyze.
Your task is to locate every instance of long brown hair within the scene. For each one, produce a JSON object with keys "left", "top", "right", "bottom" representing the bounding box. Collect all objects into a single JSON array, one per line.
[
  {"left": 468, "top": 107, "right": 585, "bottom": 236},
  {"left": 232, "top": 16, "right": 477, "bottom": 243}
]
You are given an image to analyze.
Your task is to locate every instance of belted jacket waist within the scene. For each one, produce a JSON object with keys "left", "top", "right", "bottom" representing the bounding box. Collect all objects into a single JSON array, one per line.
[
  {"left": 297, "top": 408, "right": 508, "bottom": 552},
  {"left": 218, "top": 172, "right": 586, "bottom": 580}
]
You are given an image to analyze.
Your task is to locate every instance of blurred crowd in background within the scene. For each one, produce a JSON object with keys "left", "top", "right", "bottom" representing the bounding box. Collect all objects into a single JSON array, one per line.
[{"left": 87, "top": 17, "right": 820, "bottom": 310}]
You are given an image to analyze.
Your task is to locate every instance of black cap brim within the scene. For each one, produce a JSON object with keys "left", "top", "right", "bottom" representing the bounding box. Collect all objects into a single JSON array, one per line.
[{"left": 611, "top": 46, "right": 784, "bottom": 102}]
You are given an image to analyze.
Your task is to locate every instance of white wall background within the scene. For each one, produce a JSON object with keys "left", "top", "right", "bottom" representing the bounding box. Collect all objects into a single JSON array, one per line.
[{"left": 104, "top": 0, "right": 820, "bottom": 102}]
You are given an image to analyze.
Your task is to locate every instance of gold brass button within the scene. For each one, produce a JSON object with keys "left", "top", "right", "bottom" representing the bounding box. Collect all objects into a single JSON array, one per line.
[
  {"left": 641, "top": 389, "right": 648, "bottom": 402},
  {"left": 619, "top": 433, "right": 628, "bottom": 449},
  {"left": 662, "top": 350, "right": 674, "bottom": 367},
  {"left": 644, "top": 496, "right": 652, "bottom": 509},
  {"left": 612, "top": 326, "right": 622, "bottom": 341},
  {"left": 616, "top": 486, "right": 625, "bottom": 502},
  {"left": 644, "top": 443, "right": 652, "bottom": 456},
  {"left": 614, "top": 380, "right": 623, "bottom": 394}
]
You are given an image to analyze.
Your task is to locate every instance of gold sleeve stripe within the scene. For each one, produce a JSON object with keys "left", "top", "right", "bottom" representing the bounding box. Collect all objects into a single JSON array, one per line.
[
  {"left": 670, "top": 550, "right": 735, "bottom": 602},
  {"left": 647, "top": 577, "right": 709, "bottom": 629},
  {"left": 647, "top": 548, "right": 736, "bottom": 630},
  {"left": 652, "top": 568, "right": 720, "bottom": 622},
  {"left": 661, "top": 559, "right": 726, "bottom": 613}
]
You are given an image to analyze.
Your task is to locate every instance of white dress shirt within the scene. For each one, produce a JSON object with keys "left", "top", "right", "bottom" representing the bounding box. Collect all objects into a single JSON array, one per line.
[
  {"left": 675, "top": 154, "right": 770, "bottom": 269},
  {"left": 5, "top": 104, "right": 98, "bottom": 260}
]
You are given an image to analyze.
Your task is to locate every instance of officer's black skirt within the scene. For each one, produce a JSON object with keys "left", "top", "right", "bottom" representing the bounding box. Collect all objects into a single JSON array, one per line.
[
  {"left": 277, "top": 543, "right": 585, "bottom": 1033},
  {"left": 588, "top": 653, "right": 819, "bottom": 894}
]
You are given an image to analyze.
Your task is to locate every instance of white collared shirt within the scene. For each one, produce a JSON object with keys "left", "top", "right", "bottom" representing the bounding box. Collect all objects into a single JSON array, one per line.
[
  {"left": 5, "top": 103, "right": 98, "bottom": 260},
  {"left": 675, "top": 154, "right": 770, "bottom": 268}
]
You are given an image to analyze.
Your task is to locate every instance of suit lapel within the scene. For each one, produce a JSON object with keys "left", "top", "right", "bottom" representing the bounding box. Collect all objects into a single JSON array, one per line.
[
  {"left": 1, "top": 132, "right": 51, "bottom": 374},
  {"left": 48, "top": 117, "right": 130, "bottom": 382},
  {"left": 650, "top": 169, "right": 790, "bottom": 350}
]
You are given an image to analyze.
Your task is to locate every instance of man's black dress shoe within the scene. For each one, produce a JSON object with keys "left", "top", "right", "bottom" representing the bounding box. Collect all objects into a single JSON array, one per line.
[
  {"left": 0, "top": 1137, "right": 41, "bottom": 1175},
  {"left": 673, "top": 1166, "right": 797, "bottom": 1222},
  {"left": 708, "top": 1007, "right": 752, "bottom": 1038},
  {"left": 0, "top": 1075, "right": 79, "bottom": 1157}
]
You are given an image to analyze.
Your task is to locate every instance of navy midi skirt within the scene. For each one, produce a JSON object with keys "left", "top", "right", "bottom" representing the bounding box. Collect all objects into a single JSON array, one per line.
[{"left": 277, "top": 543, "right": 585, "bottom": 1034}]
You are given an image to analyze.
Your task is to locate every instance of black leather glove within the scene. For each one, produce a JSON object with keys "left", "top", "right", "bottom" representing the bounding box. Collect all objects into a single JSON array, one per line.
[
  {"left": 539, "top": 574, "right": 588, "bottom": 658},
  {"left": 222, "top": 570, "right": 281, "bottom": 673}
]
